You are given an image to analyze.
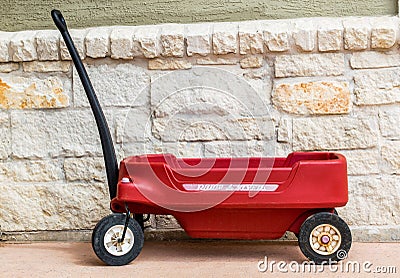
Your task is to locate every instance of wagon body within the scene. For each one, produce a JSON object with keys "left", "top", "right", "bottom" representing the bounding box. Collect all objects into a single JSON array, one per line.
[{"left": 111, "top": 152, "right": 348, "bottom": 239}]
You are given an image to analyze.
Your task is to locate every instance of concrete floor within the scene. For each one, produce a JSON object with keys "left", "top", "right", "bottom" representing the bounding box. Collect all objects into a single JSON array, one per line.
[{"left": 0, "top": 241, "right": 398, "bottom": 277}]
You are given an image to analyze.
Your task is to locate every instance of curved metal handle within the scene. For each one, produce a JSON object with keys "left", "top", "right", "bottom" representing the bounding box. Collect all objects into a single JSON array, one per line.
[{"left": 51, "top": 9, "right": 68, "bottom": 33}]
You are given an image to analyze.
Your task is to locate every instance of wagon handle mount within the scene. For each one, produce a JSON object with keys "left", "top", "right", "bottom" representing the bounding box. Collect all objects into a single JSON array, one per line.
[{"left": 51, "top": 10, "right": 119, "bottom": 200}]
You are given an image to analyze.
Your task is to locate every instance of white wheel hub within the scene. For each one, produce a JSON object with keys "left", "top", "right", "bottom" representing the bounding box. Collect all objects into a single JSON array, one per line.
[
  {"left": 309, "top": 223, "right": 341, "bottom": 255},
  {"left": 104, "top": 225, "right": 135, "bottom": 256}
]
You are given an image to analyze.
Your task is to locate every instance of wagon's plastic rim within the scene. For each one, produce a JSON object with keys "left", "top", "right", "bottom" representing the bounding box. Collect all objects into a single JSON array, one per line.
[
  {"left": 309, "top": 223, "right": 342, "bottom": 256},
  {"left": 103, "top": 225, "right": 135, "bottom": 256}
]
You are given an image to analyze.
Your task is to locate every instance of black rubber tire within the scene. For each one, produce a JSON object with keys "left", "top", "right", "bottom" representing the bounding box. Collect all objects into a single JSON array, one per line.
[
  {"left": 92, "top": 213, "right": 144, "bottom": 266},
  {"left": 298, "top": 212, "right": 352, "bottom": 264}
]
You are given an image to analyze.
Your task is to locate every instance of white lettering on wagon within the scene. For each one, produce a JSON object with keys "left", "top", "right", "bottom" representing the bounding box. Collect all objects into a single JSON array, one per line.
[{"left": 182, "top": 184, "right": 279, "bottom": 192}]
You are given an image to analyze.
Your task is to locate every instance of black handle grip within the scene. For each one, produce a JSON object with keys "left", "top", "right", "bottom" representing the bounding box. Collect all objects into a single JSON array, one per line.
[{"left": 51, "top": 9, "right": 68, "bottom": 32}]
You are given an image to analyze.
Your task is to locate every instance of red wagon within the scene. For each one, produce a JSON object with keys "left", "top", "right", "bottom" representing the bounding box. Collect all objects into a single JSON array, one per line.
[{"left": 52, "top": 10, "right": 352, "bottom": 266}]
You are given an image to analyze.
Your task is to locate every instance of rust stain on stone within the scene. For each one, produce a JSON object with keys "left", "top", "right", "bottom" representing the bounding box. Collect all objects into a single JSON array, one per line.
[
  {"left": 0, "top": 79, "right": 11, "bottom": 106},
  {"left": 273, "top": 81, "right": 351, "bottom": 115},
  {"left": 0, "top": 77, "right": 69, "bottom": 109}
]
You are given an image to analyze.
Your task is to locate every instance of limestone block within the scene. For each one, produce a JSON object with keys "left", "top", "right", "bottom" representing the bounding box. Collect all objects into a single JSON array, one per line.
[
  {"left": 379, "top": 105, "right": 400, "bottom": 139},
  {"left": 60, "top": 29, "right": 87, "bottom": 60},
  {"left": 242, "top": 67, "right": 273, "bottom": 105},
  {"left": 243, "top": 67, "right": 270, "bottom": 79},
  {"left": 263, "top": 22, "right": 290, "bottom": 52},
  {"left": 150, "top": 68, "right": 276, "bottom": 141},
  {"left": 0, "top": 63, "right": 19, "bottom": 73},
  {"left": 35, "top": 30, "right": 60, "bottom": 61},
  {"left": 85, "top": 27, "right": 110, "bottom": 58},
  {"left": 275, "top": 53, "right": 345, "bottom": 78},
  {"left": 185, "top": 24, "right": 211, "bottom": 56},
  {"left": 340, "top": 176, "right": 400, "bottom": 226},
  {"left": 370, "top": 17, "right": 397, "bottom": 49},
  {"left": 110, "top": 27, "right": 135, "bottom": 59},
  {"left": 115, "top": 107, "right": 151, "bottom": 144},
  {"left": 343, "top": 18, "right": 369, "bottom": 50},
  {"left": 239, "top": 56, "right": 263, "bottom": 68},
  {"left": 381, "top": 140, "right": 400, "bottom": 174},
  {"left": 118, "top": 142, "right": 204, "bottom": 159},
  {"left": 0, "top": 75, "right": 70, "bottom": 109},
  {"left": 64, "top": 157, "right": 106, "bottom": 182},
  {"left": 204, "top": 140, "right": 274, "bottom": 157},
  {"left": 0, "top": 32, "right": 13, "bottom": 62},
  {"left": 293, "top": 19, "right": 316, "bottom": 52},
  {"left": 160, "top": 25, "right": 184, "bottom": 57},
  {"left": 23, "top": 61, "right": 71, "bottom": 72},
  {"left": 212, "top": 23, "right": 238, "bottom": 55},
  {"left": 153, "top": 115, "right": 273, "bottom": 142},
  {"left": 274, "top": 143, "right": 293, "bottom": 157},
  {"left": 196, "top": 56, "right": 238, "bottom": 65},
  {"left": 0, "top": 160, "right": 63, "bottom": 182},
  {"left": 73, "top": 62, "right": 150, "bottom": 107},
  {"left": 0, "top": 182, "right": 109, "bottom": 231},
  {"left": 10, "top": 31, "right": 37, "bottom": 62},
  {"left": 117, "top": 142, "right": 149, "bottom": 161},
  {"left": 150, "top": 67, "right": 271, "bottom": 118},
  {"left": 151, "top": 142, "right": 203, "bottom": 158},
  {"left": 350, "top": 52, "right": 400, "bottom": 69},
  {"left": 318, "top": 19, "right": 343, "bottom": 52},
  {"left": 293, "top": 116, "right": 378, "bottom": 151},
  {"left": 277, "top": 117, "right": 292, "bottom": 143},
  {"left": 353, "top": 68, "right": 400, "bottom": 105},
  {"left": 238, "top": 22, "right": 264, "bottom": 54},
  {"left": 272, "top": 81, "right": 351, "bottom": 115},
  {"left": 0, "top": 112, "right": 10, "bottom": 159},
  {"left": 132, "top": 26, "right": 161, "bottom": 58},
  {"left": 340, "top": 149, "right": 380, "bottom": 176},
  {"left": 10, "top": 109, "right": 111, "bottom": 158},
  {"left": 148, "top": 58, "right": 192, "bottom": 70}
]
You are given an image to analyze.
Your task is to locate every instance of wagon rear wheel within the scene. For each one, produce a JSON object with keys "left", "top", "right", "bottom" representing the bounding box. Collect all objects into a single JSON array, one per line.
[
  {"left": 92, "top": 213, "right": 144, "bottom": 266},
  {"left": 298, "top": 212, "right": 351, "bottom": 264}
]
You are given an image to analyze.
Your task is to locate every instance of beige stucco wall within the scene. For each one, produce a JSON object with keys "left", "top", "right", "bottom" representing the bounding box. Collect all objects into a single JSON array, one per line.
[{"left": 0, "top": 0, "right": 398, "bottom": 31}]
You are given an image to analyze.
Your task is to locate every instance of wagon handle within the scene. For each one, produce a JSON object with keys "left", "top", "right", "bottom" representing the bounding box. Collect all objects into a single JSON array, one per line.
[
  {"left": 51, "top": 10, "right": 119, "bottom": 200},
  {"left": 51, "top": 10, "right": 68, "bottom": 33}
]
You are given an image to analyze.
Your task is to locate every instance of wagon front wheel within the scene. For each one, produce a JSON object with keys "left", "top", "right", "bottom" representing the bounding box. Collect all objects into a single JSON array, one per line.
[
  {"left": 92, "top": 213, "right": 144, "bottom": 266},
  {"left": 298, "top": 212, "right": 352, "bottom": 264}
]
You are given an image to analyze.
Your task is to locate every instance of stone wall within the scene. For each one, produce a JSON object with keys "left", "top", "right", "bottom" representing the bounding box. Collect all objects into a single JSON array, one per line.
[{"left": 0, "top": 16, "right": 399, "bottom": 241}]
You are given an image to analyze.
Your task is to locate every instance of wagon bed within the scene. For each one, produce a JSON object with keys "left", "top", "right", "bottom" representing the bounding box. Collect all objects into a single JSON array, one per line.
[{"left": 112, "top": 152, "right": 348, "bottom": 239}]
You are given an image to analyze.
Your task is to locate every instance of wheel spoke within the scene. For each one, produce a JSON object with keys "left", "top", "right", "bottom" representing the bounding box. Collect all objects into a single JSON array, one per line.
[
  {"left": 104, "top": 231, "right": 114, "bottom": 244},
  {"left": 106, "top": 241, "right": 114, "bottom": 248}
]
